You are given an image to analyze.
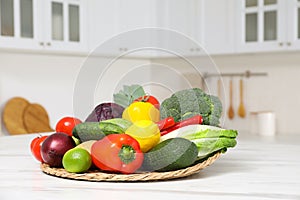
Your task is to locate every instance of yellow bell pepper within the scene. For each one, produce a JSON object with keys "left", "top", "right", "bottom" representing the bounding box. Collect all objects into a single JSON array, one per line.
[
  {"left": 122, "top": 102, "right": 160, "bottom": 123},
  {"left": 125, "top": 120, "right": 160, "bottom": 152}
]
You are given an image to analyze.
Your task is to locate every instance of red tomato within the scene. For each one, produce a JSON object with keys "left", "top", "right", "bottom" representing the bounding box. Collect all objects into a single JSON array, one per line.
[
  {"left": 30, "top": 137, "right": 40, "bottom": 150},
  {"left": 30, "top": 135, "right": 48, "bottom": 162},
  {"left": 134, "top": 95, "right": 160, "bottom": 110},
  {"left": 55, "top": 117, "right": 82, "bottom": 136}
]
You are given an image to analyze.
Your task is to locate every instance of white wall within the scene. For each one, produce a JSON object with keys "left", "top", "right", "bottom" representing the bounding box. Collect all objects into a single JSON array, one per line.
[
  {"left": 0, "top": 52, "right": 83, "bottom": 136},
  {"left": 152, "top": 52, "right": 300, "bottom": 135},
  {"left": 0, "top": 51, "right": 151, "bottom": 135}
]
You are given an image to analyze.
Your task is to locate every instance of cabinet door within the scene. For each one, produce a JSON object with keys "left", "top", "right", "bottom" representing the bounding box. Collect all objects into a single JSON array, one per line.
[
  {"left": 43, "top": 0, "right": 87, "bottom": 52},
  {"left": 156, "top": 0, "right": 203, "bottom": 57},
  {"left": 286, "top": 0, "right": 300, "bottom": 49},
  {"left": 117, "top": 0, "right": 157, "bottom": 57},
  {"left": 88, "top": 0, "right": 157, "bottom": 57},
  {"left": 87, "top": 0, "right": 119, "bottom": 56},
  {"left": 202, "top": 0, "right": 235, "bottom": 55},
  {"left": 118, "top": 0, "right": 156, "bottom": 32},
  {"left": 0, "top": 0, "right": 41, "bottom": 49},
  {"left": 236, "top": 0, "right": 286, "bottom": 52}
]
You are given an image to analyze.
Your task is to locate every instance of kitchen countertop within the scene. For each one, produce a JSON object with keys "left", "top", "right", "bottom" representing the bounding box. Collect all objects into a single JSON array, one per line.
[{"left": 0, "top": 133, "right": 299, "bottom": 200}]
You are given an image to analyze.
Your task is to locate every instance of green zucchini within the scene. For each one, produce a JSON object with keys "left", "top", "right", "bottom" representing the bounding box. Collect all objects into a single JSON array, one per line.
[
  {"left": 72, "top": 122, "right": 106, "bottom": 142},
  {"left": 72, "top": 118, "right": 132, "bottom": 142},
  {"left": 141, "top": 138, "right": 198, "bottom": 172}
]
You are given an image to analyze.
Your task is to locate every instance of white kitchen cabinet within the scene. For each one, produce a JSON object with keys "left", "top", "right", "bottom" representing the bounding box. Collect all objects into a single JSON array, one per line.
[
  {"left": 236, "top": 0, "right": 300, "bottom": 53},
  {"left": 116, "top": 0, "right": 204, "bottom": 58},
  {"left": 88, "top": 0, "right": 157, "bottom": 57},
  {"left": 155, "top": 0, "right": 204, "bottom": 57},
  {"left": 88, "top": 0, "right": 205, "bottom": 58},
  {"left": 286, "top": 0, "right": 300, "bottom": 50},
  {"left": 87, "top": 0, "right": 119, "bottom": 56},
  {"left": 0, "top": 0, "right": 87, "bottom": 53},
  {"left": 202, "top": 0, "right": 235, "bottom": 55},
  {"left": 43, "top": 0, "right": 87, "bottom": 52},
  {"left": 117, "top": 0, "right": 157, "bottom": 57},
  {"left": 0, "top": 0, "right": 41, "bottom": 49},
  {"left": 154, "top": 0, "right": 236, "bottom": 56},
  {"left": 118, "top": 0, "right": 156, "bottom": 32}
]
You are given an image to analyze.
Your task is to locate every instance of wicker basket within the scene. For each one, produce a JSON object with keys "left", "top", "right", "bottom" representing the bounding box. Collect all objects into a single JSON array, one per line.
[{"left": 41, "top": 152, "right": 220, "bottom": 182}]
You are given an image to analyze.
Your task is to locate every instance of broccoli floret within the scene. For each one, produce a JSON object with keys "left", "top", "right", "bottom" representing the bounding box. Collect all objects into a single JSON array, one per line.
[
  {"left": 160, "top": 88, "right": 223, "bottom": 126},
  {"left": 160, "top": 98, "right": 181, "bottom": 121},
  {"left": 206, "top": 114, "right": 221, "bottom": 127},
  {"left": 209, "top": 95, "right": 223, "bottom": 118}
]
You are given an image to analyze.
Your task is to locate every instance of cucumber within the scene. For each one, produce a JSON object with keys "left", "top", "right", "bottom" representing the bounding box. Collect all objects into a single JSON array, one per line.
[
  {"left": 72, "top": 122, "right": 107, "bottom": 142},
  {"left": 72, "top": 119, "right": 132, "bottom": 142},
  {"left": 141, "top": 138, "right": 198, "bottom": 172}
]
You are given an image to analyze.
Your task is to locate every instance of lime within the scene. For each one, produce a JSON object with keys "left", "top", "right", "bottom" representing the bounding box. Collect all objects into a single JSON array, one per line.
[
  {"left": 62, "top": 148, "right": 92, "bottom": 173},
  {"left": 125, "top": 120, "right": 160, "bottom": 152}
]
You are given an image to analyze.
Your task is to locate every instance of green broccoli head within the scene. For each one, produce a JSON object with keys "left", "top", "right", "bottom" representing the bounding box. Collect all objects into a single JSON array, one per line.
[{"left": 160, "top": 88, "right": 223, "bottom": 126}]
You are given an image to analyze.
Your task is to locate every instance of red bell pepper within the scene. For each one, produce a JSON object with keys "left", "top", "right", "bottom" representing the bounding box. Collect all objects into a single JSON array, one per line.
[
  {"left": 91, "top": 134, "right": 144, "bottom": 174},
  {"left": 156, "top": 117, "right": 176, "bottom": 130},
  {"left": 160, "top": 115, "right": 203, "bottom": 136}
]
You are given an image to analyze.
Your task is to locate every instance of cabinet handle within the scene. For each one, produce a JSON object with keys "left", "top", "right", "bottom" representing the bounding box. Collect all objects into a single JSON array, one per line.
[
  {"left": 39, "top": 42, "right": 44, "bottom": 46},
  {"left": 190, "top": 48, "right": 194, "bottom": 52},
  {"left": 195, "top": 48, "right": 201, "bottom": 52},
  {"left": 287, "top": 42, "right": 291, "bottom": 46},
  {"left": 46, "top": 42, "right": 51, "bottom": 46},
  {"left": 279, "top": 42, "right": 284, "bottom": 46}
]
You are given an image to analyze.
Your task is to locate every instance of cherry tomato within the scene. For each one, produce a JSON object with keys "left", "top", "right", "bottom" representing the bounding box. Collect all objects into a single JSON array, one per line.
[
  {"left": 134, "top": 95, "right": 160, "bottom": 110},
  {"left": 30, "top": 137, "right": 39, "bottom": 150},
  {"left": 30, "top": 135, "right": 48, "bottom": 162},
  {"left": 55, "top": 117, "right": 82, "bottom": 136}
]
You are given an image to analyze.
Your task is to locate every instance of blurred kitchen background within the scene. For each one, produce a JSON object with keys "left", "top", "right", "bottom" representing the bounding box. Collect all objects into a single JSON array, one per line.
[{"left": 1, "top": 0, "right": 299, "bottom": 136}]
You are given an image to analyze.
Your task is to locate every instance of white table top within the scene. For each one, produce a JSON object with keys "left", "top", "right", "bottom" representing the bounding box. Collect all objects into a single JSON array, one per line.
[{"left": 0, "top": 133, "right": 299, "bottom": 200}]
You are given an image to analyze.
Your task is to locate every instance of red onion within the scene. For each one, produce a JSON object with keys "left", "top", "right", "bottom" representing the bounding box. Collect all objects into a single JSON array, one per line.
[{"left": 41, "top": 132, "right": 76, "bottom": 167}]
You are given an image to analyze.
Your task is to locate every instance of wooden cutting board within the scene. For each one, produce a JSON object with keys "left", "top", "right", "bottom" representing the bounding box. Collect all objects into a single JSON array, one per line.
[
  {"left": 23, "top": 103, "right": 54, "bottom": 133},
  {"left": 2, "top": 97, "right": 30, "bottom": 135}
]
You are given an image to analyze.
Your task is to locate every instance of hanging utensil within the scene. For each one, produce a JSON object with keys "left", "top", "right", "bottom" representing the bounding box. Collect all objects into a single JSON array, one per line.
[
  {"left": 228, "top": 79, "right": 234, "bottom": 120},
  {"left": 238, "top": 78, "right": 246, "bottom": 118},
  {"left": 217, "top": 78, "right": 222, "bottom": 99}
]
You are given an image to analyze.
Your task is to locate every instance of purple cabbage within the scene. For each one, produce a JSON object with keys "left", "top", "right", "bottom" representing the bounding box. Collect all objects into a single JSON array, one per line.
[{"left": 85, "top": 103, "right": 125, "bottom": 122}]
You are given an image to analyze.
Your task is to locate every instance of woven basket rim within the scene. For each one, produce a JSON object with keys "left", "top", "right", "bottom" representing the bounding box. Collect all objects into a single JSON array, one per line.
[{"left": 40, "top": 152, "right": 221, "bottom": 182}]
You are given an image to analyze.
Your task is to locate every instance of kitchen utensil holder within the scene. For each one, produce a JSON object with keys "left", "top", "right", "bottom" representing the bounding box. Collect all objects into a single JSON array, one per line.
[
  {"left": 202, "top": 70, "right": 268, "bottom": 79},
  {"left": 201, "top": 70, "right": 267, "bottom": 93}
]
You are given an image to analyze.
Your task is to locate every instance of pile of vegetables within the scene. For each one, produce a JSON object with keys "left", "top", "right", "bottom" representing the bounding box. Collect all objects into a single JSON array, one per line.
[{"left": 30, "top": 84, "right": 238, "bottom": 175}]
